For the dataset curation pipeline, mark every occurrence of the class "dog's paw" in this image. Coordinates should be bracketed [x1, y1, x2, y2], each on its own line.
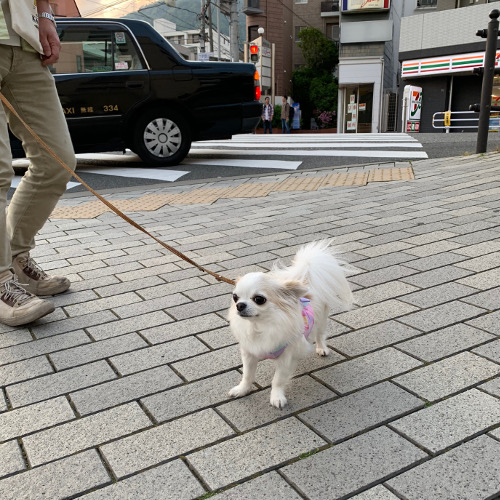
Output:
[228, 383, 252, 398]
[316, 346, 330, 357]
[270, 390, 288, 409]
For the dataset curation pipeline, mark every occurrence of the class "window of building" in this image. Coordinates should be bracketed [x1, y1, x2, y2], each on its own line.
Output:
[246, 0, 261, 9]
[295, 26, 306, 42]
[52, 27, 144, 74]
[187, 34, 200, 44]
[248, 25, 260, 42]
[295, 0, 308, 4]
[326, 23, 340, 41]
[417, 0, 437, 6]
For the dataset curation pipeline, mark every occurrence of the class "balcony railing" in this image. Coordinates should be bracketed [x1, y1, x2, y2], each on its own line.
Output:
[243, 0, 264, 15]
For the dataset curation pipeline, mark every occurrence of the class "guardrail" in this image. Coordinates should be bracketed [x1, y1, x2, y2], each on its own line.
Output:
[432, 110, 500, 131]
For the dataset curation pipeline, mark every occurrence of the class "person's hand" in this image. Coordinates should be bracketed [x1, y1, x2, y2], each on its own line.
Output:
[39, 17, 60, 66]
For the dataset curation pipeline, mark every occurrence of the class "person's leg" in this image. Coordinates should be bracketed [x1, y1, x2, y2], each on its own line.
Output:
[4, 48, 76, 257]
[0, 46, 56, 325]
[0, 47, 15, 275]
[282, 118, 286, 133]
[3, 47, 75, 295]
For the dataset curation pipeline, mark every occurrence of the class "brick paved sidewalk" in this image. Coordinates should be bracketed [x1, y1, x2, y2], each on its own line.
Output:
[1, 152, 500, 499]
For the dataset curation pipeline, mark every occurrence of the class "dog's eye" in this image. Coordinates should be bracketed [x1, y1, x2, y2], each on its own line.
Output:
[253, 295, 267, 305]
[232, 294, 239, 303]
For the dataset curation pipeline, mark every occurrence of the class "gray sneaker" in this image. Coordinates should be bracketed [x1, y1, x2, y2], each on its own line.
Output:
[0, 271, 55, 326]
[12, 252, 70, 296]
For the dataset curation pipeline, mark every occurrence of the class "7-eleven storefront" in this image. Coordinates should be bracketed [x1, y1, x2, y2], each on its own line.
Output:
[400, 50, 500, 133]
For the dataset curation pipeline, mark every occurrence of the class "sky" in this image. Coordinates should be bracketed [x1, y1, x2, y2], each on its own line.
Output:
[76, 0, 165, 17]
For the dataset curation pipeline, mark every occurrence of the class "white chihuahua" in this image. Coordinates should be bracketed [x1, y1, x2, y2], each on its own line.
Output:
[227, 240, 354, 408]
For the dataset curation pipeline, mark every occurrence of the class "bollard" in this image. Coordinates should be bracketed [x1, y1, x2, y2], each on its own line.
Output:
[476, 9, 499, 154]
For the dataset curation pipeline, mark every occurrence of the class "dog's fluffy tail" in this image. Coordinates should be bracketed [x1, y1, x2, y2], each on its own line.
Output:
[287, 239, 355, 311]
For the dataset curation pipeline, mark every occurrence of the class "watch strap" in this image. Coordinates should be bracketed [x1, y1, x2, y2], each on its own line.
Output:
[39, 12, 57, 27]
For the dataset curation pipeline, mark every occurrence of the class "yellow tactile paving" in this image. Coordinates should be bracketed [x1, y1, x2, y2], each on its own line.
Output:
[274, 176, 325, 192]
[223, 182, 281, 198]
[320, 171, 369, 187]
[368, 167, 415, 182]
[49, 167, 415, 219]
[169, 188, 233, 205]
[50, 201, 110, 219]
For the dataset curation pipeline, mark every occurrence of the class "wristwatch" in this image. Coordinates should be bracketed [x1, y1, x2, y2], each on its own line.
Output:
[39, 12, 57, 27]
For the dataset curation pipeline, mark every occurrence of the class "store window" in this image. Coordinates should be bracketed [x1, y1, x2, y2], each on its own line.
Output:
[344, 84, 373, 133]
[492, 75, 500, 107]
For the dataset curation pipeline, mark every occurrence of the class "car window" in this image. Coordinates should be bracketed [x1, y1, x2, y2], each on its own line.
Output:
[52, 26, 144, 74]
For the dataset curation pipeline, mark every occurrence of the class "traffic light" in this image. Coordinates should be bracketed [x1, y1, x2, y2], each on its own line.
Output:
[249, 44, 259, 63]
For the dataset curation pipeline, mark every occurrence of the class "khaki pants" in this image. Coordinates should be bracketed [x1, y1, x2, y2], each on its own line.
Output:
[0, 45, 76, 274]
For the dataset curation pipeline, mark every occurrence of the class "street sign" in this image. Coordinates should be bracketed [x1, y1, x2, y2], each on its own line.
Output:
[198, 52, 211, 61]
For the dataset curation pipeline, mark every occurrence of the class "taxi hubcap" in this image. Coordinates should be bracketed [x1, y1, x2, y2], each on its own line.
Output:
[144, 118, 182, 157]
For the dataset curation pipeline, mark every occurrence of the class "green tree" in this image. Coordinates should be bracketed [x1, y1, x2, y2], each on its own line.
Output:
[292, 27, 338, 129]
[297, 27, 338, 72]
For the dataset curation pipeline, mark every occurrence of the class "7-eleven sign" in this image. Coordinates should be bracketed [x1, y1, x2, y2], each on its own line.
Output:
[403, 85, 423, 133]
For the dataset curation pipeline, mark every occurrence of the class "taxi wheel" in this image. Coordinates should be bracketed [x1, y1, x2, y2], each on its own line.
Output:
[132, 109, 191, 167]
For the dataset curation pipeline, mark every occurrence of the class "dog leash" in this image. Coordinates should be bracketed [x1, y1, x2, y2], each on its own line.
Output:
[0, 92, 236, 286]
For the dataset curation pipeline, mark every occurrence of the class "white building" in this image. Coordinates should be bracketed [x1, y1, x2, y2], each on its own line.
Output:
[154, 18, 232, 61]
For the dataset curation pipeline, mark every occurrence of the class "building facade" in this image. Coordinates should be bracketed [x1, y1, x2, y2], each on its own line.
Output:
[243, 0, 413, 132]
[244, 0, 294, 97]
[337, 1, 415, 134]
[399, 1, 500, 133]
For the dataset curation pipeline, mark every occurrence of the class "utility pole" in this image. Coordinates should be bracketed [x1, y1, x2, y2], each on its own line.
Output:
[208, 1, 214, 54]
[217, 0, 221, 60]
[199, 0, 206, 53]
[229, 0, 239, 62]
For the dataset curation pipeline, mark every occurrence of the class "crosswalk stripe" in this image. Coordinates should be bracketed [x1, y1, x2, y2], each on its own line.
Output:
[78, 167, 189, 182]
[182, 159, 302, 169]
[189, 149, 429, 159]
[194, 133, 420, 144]
[191, 142, 423, 149]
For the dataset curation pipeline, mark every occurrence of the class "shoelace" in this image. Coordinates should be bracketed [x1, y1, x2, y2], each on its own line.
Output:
[1, 277, 33, 306]
[21, 257, 48, 280]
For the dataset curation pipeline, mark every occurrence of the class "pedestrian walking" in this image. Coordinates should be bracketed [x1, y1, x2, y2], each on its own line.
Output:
[281, 95, 290, 134]
[0, 0, 76, 326]
[262, 96, 273, 134]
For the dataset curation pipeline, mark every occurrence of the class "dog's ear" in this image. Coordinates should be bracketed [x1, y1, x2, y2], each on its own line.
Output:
[282, 280, 309, 300]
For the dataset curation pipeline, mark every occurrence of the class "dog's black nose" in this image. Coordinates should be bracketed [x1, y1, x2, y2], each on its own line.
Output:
[236, 302, 246, 312]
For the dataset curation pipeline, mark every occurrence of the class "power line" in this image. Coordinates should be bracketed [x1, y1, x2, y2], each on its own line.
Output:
[277, 0, 316, 29]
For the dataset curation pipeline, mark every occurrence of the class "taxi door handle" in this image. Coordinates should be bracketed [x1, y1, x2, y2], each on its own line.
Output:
[125, 81, 144, 89]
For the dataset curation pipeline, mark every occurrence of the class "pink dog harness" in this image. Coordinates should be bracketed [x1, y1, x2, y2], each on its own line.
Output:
[261, 298, 314, 359]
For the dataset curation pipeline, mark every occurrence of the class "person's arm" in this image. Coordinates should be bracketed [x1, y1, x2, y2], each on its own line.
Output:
[37, 0, 60, 66]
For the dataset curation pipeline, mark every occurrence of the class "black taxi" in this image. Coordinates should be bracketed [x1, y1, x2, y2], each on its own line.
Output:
[11, 18, 262, 166]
